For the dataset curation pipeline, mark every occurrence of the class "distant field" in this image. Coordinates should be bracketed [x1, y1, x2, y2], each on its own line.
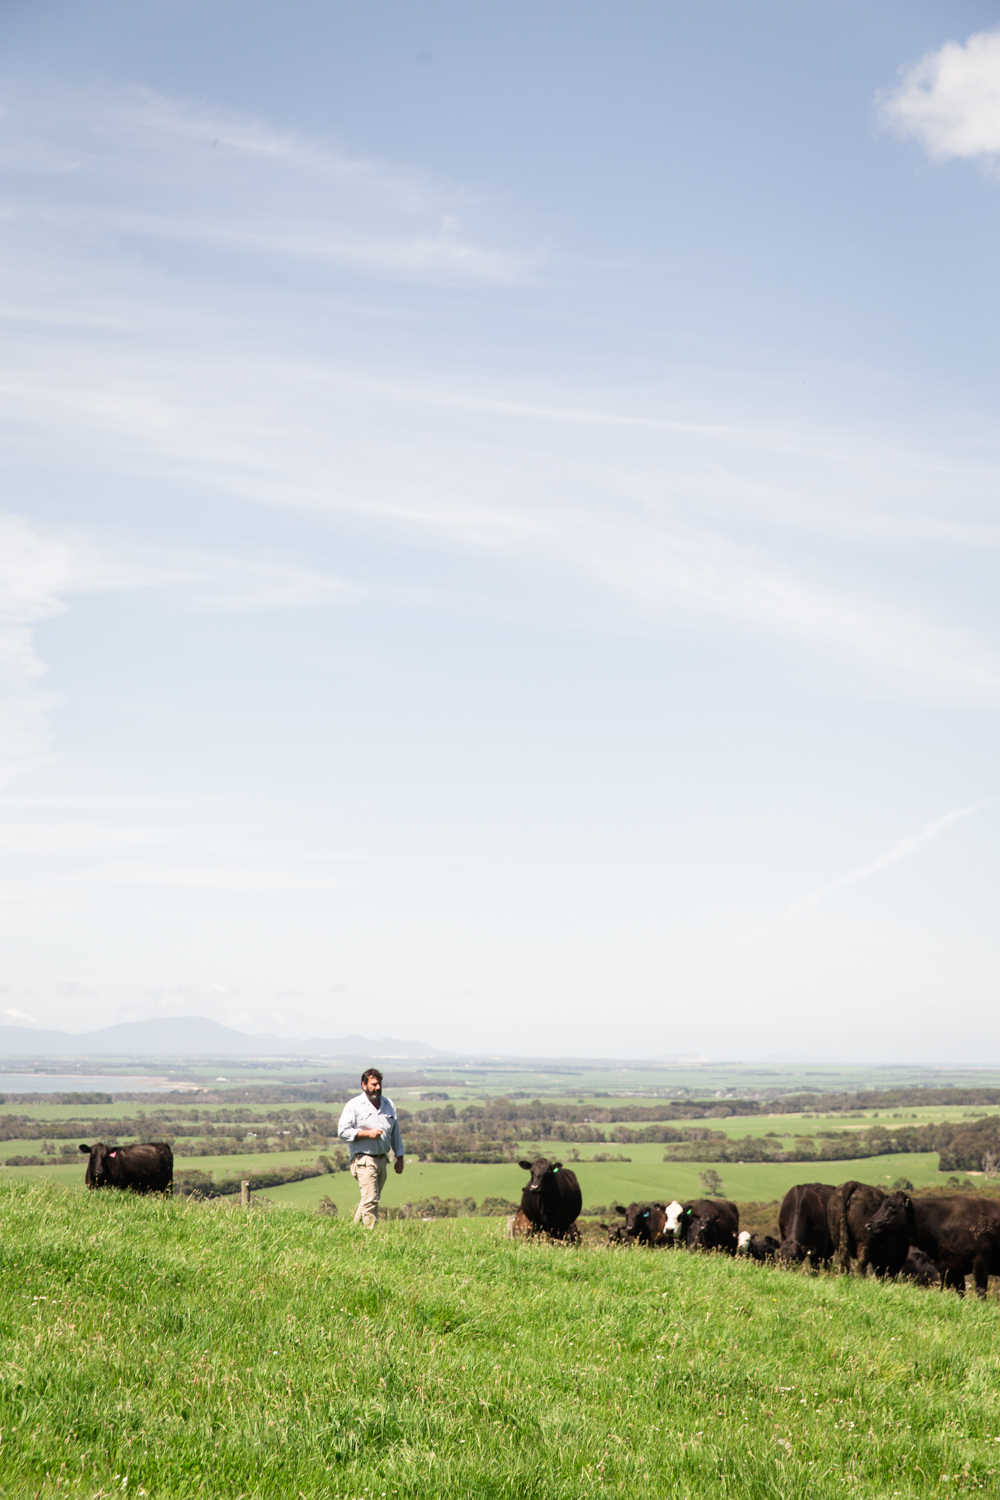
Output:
[4, 1148, 957, 1213]
[3, 1072, 997, 1226]
[412, 1061, 1000, 1094]
[8, 1057, 1000, 1101]
[652, 1105, 997, 1140]
[2, 1097, 994, 1133]
[261, 1151, 951, 1215]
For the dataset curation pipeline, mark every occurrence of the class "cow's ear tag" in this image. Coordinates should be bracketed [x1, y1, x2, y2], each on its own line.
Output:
[110, 1150, 117, 1157]
[553, 1166, 559, 1173]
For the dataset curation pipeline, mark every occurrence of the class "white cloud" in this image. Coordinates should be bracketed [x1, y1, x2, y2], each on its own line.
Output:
[3, 1006, 41, 1025]
[55, 980, 97, 996]
[880, 27, 1000, 161]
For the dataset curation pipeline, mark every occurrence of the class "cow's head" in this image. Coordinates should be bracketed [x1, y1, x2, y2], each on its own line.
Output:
[518, 1158, 561, 1195]
[865, 1191, 913, 1238]
[663, 1199, 688, 1237]
[613, 1202, 647, 1237]
[79, 1141, 114, 1188]
[685, 1203, 722, 1250]
[777, 1236, 807, 1264]
[737, 1230, 752, 1254]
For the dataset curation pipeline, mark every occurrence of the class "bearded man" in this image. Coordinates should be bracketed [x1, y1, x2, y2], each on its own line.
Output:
[337, 1068, 405, 1227]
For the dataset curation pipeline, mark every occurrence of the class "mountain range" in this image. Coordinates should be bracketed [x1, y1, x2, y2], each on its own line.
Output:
[0, 1017, 445, 1060]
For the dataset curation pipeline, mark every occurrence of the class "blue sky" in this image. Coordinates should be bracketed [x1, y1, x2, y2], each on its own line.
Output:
[1, 2, 999, 1060]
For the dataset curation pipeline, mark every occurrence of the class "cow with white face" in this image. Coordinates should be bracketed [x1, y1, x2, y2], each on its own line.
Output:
[662, 1198, 739, 1254]
[664, 1200, 686, 1241]
[737, 1230, 780, 1261]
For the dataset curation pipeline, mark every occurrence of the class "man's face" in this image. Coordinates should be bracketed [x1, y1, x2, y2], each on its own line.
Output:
[362, 1075, 382, 1105]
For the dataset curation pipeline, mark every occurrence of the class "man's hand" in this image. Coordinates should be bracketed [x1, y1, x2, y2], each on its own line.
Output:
[356, 1127, 383, 1140]
[394, 1156, 405, 1175]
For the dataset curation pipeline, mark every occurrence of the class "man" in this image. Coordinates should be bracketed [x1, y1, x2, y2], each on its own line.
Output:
[337, 1067, 405, 1227]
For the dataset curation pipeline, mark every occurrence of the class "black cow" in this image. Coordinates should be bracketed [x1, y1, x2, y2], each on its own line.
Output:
[79, 1141, 173, 1193]
[517, 1157, 582, 1241]
[827, 1181, 908, 1278]
[865, 1192, 1000, 1299]
[737, 1232, 780, 1262]
[600, 1220, 630, 1246]
[612, 1201, 670, 1247]
[777, 1183, 835, 1267]
[899, 1247, 941, 1287]
[664, 1198, 738, 1253]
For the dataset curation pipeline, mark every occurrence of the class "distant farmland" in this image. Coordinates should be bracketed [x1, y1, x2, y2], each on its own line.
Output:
[2, 1074, 997, 1213]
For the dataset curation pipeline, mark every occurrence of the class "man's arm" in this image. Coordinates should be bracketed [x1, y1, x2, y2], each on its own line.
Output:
[337, 1099, 383, 1143]
[337, 1100, 373, 1142]
[390, 1110, 405, 1173]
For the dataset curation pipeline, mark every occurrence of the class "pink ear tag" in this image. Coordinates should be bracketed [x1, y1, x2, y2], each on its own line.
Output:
[110, 1151, 117, 1157]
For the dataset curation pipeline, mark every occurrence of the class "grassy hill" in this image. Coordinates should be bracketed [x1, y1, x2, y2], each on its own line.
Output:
[2, 1180, 999, 1498]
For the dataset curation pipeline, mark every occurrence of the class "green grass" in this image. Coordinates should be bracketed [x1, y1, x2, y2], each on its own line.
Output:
[263, 1151, 951, 1215]
[2, 1180, 999, 1498]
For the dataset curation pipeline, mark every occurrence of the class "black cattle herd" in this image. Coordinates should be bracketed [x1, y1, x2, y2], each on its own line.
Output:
[510, 1156, 1000, 1299]
[77, 1141, 1000, 1298]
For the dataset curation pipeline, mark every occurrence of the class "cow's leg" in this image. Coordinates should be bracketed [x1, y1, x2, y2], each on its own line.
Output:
[971, 1256, 990, 1300]
[943, 1267, 966, 1296]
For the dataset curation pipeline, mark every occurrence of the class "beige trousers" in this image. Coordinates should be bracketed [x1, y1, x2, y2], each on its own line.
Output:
[350, 1153, 387, 1227]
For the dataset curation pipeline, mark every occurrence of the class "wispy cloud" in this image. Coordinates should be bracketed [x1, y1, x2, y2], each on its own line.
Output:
[0, 87, 535, 285]
[2, 85, 1000, 713]
[747, 799, 993, 942]
[3, 1006, 41, 1025]
[879, 26, 1000, 162]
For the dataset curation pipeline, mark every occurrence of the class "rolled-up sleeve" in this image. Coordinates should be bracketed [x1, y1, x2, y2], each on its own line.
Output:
[337, 1101, 359, 1143]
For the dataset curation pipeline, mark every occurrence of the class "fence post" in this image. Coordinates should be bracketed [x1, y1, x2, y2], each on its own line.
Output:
[241, 1180, 250, 1210]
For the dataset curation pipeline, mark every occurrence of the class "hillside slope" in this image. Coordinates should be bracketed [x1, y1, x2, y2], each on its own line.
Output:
[2, 1181, 999, 1497]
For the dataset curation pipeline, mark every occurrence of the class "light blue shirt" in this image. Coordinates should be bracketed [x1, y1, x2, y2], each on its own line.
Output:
[337, 1091, 404, 1160]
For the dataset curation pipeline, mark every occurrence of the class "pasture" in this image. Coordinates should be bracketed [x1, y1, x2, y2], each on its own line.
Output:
[0, 1148, 957, 1214]
[2, 1180, 999, 1498]
[259, 1150, 949, 1215]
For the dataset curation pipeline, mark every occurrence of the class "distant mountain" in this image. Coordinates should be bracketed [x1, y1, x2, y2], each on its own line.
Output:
[0, 1017, 445, 1060]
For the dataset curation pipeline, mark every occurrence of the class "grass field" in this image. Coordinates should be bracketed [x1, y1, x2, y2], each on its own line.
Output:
[2, 1179, 999, 1499]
